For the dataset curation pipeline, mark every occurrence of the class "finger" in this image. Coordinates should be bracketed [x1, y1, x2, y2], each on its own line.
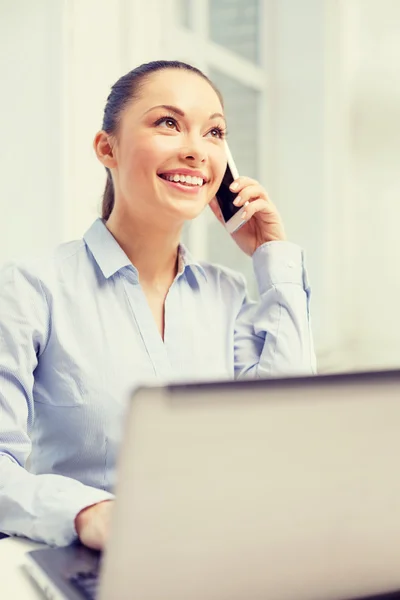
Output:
[229, 176, 259, 194]
[209, 197, 225, 225]
[240, 198, 273, 221]
[233, 185, 268, 207]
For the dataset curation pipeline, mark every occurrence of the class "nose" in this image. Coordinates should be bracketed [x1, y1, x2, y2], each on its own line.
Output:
[178, 137, 207, 164]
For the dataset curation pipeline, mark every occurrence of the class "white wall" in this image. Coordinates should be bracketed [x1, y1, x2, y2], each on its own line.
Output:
[267, 0, 400, 372]
[331, 0, 400, 371]
[0, 0, 165, 263]
[0, 0, 64, 262]
[61, 0, 166, 242]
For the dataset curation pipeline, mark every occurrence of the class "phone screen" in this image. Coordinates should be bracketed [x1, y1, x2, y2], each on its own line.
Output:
[215, 163, 241, 223]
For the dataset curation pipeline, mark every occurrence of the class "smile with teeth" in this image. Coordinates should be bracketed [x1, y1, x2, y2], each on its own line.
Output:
[159, 173, 205, 187]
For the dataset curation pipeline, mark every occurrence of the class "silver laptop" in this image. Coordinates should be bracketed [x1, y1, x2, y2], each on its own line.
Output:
[25, 371, 400, 600]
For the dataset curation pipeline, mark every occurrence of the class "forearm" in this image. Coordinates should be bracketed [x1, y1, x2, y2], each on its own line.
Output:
[0, 454, 114, 546]
[236, 284, 315, 378]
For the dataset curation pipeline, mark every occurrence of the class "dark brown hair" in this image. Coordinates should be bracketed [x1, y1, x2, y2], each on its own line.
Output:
[100, 60, 223, 221]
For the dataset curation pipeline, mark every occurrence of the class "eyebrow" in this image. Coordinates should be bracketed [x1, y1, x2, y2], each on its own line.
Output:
[145, 104, 226, 122]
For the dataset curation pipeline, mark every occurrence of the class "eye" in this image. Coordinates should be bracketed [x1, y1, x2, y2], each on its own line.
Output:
[155, 116, 178, 130]
[206, 126, 226, 139]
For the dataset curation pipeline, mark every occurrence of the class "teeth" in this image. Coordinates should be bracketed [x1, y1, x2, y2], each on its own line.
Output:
[163, 174, 204, 186]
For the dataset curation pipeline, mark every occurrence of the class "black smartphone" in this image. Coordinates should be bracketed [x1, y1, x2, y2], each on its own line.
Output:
[215, 142, 247, 233]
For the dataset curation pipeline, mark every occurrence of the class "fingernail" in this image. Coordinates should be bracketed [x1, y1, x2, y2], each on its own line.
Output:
[233, 196, 241, 206]
[241, 211, 247, 220]
[230, 182, 239, 191]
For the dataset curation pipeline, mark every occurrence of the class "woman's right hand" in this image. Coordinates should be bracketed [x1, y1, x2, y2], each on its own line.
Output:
[75, 499, 114, 550]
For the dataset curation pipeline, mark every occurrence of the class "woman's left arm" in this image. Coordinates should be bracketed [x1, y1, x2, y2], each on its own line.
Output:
[210, 176, 316, 378]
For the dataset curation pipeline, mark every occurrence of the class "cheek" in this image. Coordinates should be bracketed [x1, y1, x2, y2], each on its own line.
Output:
[122, 136, 179, 177]
[147, 135, 183, 164]
[209, 147, 227, 193]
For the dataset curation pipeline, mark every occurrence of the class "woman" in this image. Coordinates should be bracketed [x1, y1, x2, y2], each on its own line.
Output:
[0, 60, 315, 550]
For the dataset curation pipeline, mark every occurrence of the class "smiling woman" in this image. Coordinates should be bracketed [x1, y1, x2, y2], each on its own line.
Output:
[0, 59, 315, 550]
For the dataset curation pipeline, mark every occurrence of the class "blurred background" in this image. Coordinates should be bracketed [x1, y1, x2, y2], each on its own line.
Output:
[1, 0, 400, 373]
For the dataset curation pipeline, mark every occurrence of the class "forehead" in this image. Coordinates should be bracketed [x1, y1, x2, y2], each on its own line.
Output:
[133, 69, 224, 115]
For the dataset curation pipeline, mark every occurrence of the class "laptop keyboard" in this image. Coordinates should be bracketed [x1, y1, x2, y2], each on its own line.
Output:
[69, 569, 99, 600]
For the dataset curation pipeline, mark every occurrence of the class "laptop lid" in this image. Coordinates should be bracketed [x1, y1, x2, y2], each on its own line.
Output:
[100, 370, 400, 600]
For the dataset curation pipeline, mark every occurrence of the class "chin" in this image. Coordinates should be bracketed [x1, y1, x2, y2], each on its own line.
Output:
[163, 195, 209, 222]
[177, 202, 209, 222]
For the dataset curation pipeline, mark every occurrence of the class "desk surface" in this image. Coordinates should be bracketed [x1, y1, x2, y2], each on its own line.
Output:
[0, 537, 46, 599]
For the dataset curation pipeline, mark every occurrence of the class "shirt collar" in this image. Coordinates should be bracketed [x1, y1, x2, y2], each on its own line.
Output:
[84, 218, 207, 282]
[178, 244, 207, 281]
[84, 219, 133, 279]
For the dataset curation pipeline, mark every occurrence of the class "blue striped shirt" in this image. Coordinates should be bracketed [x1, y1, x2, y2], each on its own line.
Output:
[0, 218, 315, 546]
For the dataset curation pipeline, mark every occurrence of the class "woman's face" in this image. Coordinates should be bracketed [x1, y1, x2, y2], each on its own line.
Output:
[107, 69, 227, 224]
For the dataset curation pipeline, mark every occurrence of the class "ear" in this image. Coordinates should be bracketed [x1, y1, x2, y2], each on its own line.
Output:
[93, 131, 117, 169]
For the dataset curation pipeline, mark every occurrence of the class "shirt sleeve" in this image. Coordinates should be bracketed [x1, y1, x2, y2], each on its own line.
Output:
[234, 241, 316, 378]
[0, 263, 113, 547]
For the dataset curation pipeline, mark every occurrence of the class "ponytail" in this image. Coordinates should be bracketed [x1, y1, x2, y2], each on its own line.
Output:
[102, 171, 114, 221]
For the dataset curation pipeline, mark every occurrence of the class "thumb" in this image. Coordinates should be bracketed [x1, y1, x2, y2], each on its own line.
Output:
[209, 197, 224, 225]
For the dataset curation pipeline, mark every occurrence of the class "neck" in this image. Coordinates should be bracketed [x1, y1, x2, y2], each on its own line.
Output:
[106, 210, 183, 287]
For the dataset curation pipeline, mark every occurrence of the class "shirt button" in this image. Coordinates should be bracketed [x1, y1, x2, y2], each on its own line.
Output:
[287, 260, 296, 268]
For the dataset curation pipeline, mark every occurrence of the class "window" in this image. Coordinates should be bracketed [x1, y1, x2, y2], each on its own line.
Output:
[209, 0, 260, 64]
[179, 0, 192, 28]
[209, 69, 260, 178]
